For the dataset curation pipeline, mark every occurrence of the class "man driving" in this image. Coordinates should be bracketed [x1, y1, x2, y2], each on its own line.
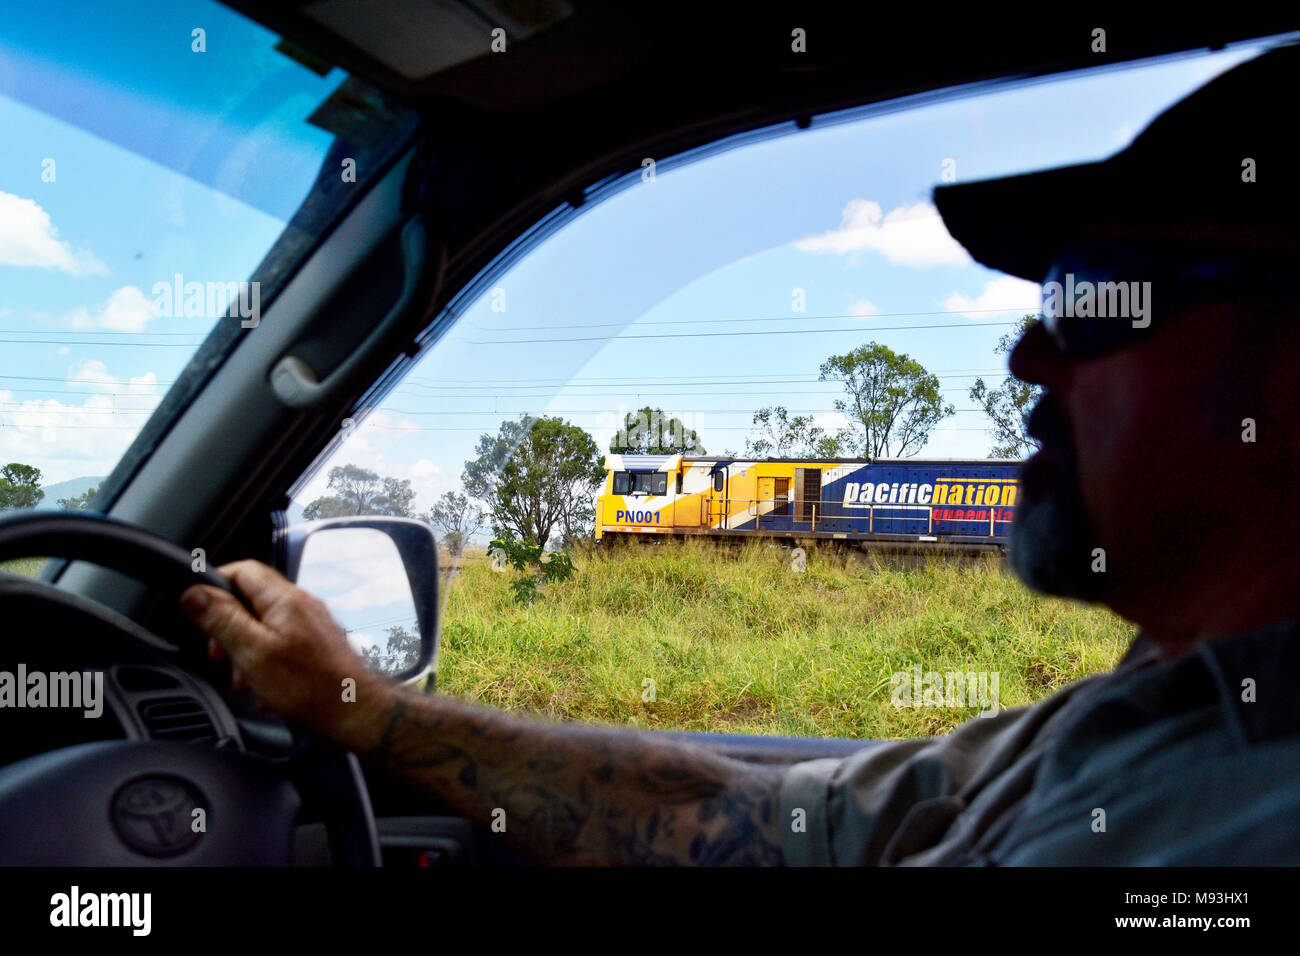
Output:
[179, 45, 1300, 865]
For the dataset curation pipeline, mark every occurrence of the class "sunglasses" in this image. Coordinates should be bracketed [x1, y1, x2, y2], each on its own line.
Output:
[1039, 243, 1292, 361]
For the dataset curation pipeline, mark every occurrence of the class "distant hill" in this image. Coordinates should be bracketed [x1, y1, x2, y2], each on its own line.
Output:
[31, 480, 312, 516]
[36, 476, 105, 509]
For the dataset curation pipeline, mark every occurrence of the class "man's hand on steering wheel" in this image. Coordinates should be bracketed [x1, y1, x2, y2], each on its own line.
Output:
[180, 561, 397, 752]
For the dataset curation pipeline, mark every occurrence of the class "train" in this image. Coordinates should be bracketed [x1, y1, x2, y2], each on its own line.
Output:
[594, 454, 1023, 550]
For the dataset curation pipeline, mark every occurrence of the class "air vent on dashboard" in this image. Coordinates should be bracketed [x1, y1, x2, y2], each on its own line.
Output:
[137, 696, 217, 743]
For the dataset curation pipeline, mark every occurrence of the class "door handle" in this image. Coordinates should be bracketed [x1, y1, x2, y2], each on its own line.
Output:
[270, 216, 431, 409]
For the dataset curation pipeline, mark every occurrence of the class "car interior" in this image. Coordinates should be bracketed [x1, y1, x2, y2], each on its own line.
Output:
[0, 3, 1297, 865]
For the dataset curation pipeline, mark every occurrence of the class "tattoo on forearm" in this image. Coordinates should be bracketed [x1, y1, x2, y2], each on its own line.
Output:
[366, 692, 785, 866]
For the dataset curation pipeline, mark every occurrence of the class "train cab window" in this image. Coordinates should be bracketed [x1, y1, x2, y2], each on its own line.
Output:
[713, 471, 725, 493]
[613, 472, 631, 494]
[632, 472, 667, 495]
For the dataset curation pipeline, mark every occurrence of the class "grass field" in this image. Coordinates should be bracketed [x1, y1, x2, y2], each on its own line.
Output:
[437, 538, 1132, 739]
[0, 557, 46, 578]
[1, 542, 1133, 741]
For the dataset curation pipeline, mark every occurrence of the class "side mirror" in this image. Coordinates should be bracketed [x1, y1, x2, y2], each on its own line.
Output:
[273, 516, 438, 688]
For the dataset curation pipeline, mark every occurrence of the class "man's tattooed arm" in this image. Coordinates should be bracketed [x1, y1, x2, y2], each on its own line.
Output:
[176, 561, 785, 865]
[342, 685, 787, 865]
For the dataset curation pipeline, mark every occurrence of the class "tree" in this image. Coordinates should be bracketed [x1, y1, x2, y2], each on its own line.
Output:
[556, 492, 594, 549]
[819, 343, 954, 458]
[302, 464, 416, 520]
[359, 624, 421, 675]
[57, 485, 98, 510]
[969, 314, 1041, 458]
[464, 414, 604, 551]
[424, 490, 485, 554]
[744, 406, 849, 458]
[610, 406, 705, 455]
[488, 534, 576, 605]
[0, 463, 44, 510]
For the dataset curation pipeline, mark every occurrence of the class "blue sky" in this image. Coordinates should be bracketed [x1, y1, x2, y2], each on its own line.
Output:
[0, 1, 1281, 513]
[0, 0, 340, 487]
[303, 41, 1269, 512]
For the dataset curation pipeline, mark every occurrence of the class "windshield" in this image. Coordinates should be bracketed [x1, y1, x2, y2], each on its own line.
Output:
[0, 0, 415, 513]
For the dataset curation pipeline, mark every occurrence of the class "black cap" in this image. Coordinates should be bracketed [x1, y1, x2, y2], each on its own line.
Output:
[933, 43, 1300, 282]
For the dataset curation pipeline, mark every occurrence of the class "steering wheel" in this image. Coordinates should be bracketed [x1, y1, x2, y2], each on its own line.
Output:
[0, 511, 381, 866]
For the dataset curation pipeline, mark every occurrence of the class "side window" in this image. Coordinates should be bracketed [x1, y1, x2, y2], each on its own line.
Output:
[285, 46, 1246, 737]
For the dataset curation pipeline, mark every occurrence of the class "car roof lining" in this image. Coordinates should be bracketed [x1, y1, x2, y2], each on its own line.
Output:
[225, 5, 1298, 109]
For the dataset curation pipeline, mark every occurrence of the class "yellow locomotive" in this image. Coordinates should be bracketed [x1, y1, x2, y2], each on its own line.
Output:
[595, 454, 1020, 549]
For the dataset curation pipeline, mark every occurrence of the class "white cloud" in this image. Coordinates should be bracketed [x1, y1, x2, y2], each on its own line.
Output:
[297, 527, 418, 615]
[848, 299, 880, 317]
[0, 191, 108, 276]
[406, 458, 451, 506]
[63, 286, 154, 333]
[293, 417, 459, 516]
[941, 274, 1040, 321]
[66, 359, 159, 393]
[812, 410, 853, 434]
[0, 362, 162, 484]
[796, 199, 971, 267]
[346, 632, 379, 653]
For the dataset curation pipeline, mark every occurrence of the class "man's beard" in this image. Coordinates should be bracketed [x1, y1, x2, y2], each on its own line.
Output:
[1008, 393, 1110, 602]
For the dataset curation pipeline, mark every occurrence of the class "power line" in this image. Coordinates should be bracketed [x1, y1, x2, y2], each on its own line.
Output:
[360, 423, 998, 433]
[376, 406, 990, 416]
[0, 339, 201, 347]
[0, 329, 206, 336]
[397, 372, 1002, 392]
[404, 367, 1006, 385]
[0, 420, 998, 433]
[470, 306, 1033, 332]
[0, 373, 174, 386]
[0, 422, 144, 431]
[0, 367, 1010, 391]
[457, 320, 1021, 346]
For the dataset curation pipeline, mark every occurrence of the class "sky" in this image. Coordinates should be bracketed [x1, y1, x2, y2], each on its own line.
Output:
[0, 1, 1283, 520]
[0, 0, 341, 488]
[295, 525, 420, 668]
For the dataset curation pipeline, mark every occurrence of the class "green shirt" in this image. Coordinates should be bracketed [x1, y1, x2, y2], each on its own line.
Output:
[779, 618, 1300, 864]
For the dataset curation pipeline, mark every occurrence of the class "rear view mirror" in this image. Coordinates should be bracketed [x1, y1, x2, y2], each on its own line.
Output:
[273, 517, 438, 687]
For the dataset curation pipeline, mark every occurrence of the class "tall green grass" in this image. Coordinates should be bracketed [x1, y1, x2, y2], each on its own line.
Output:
[437, 538, 1131, 739]
[0, 557, 46, 578]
